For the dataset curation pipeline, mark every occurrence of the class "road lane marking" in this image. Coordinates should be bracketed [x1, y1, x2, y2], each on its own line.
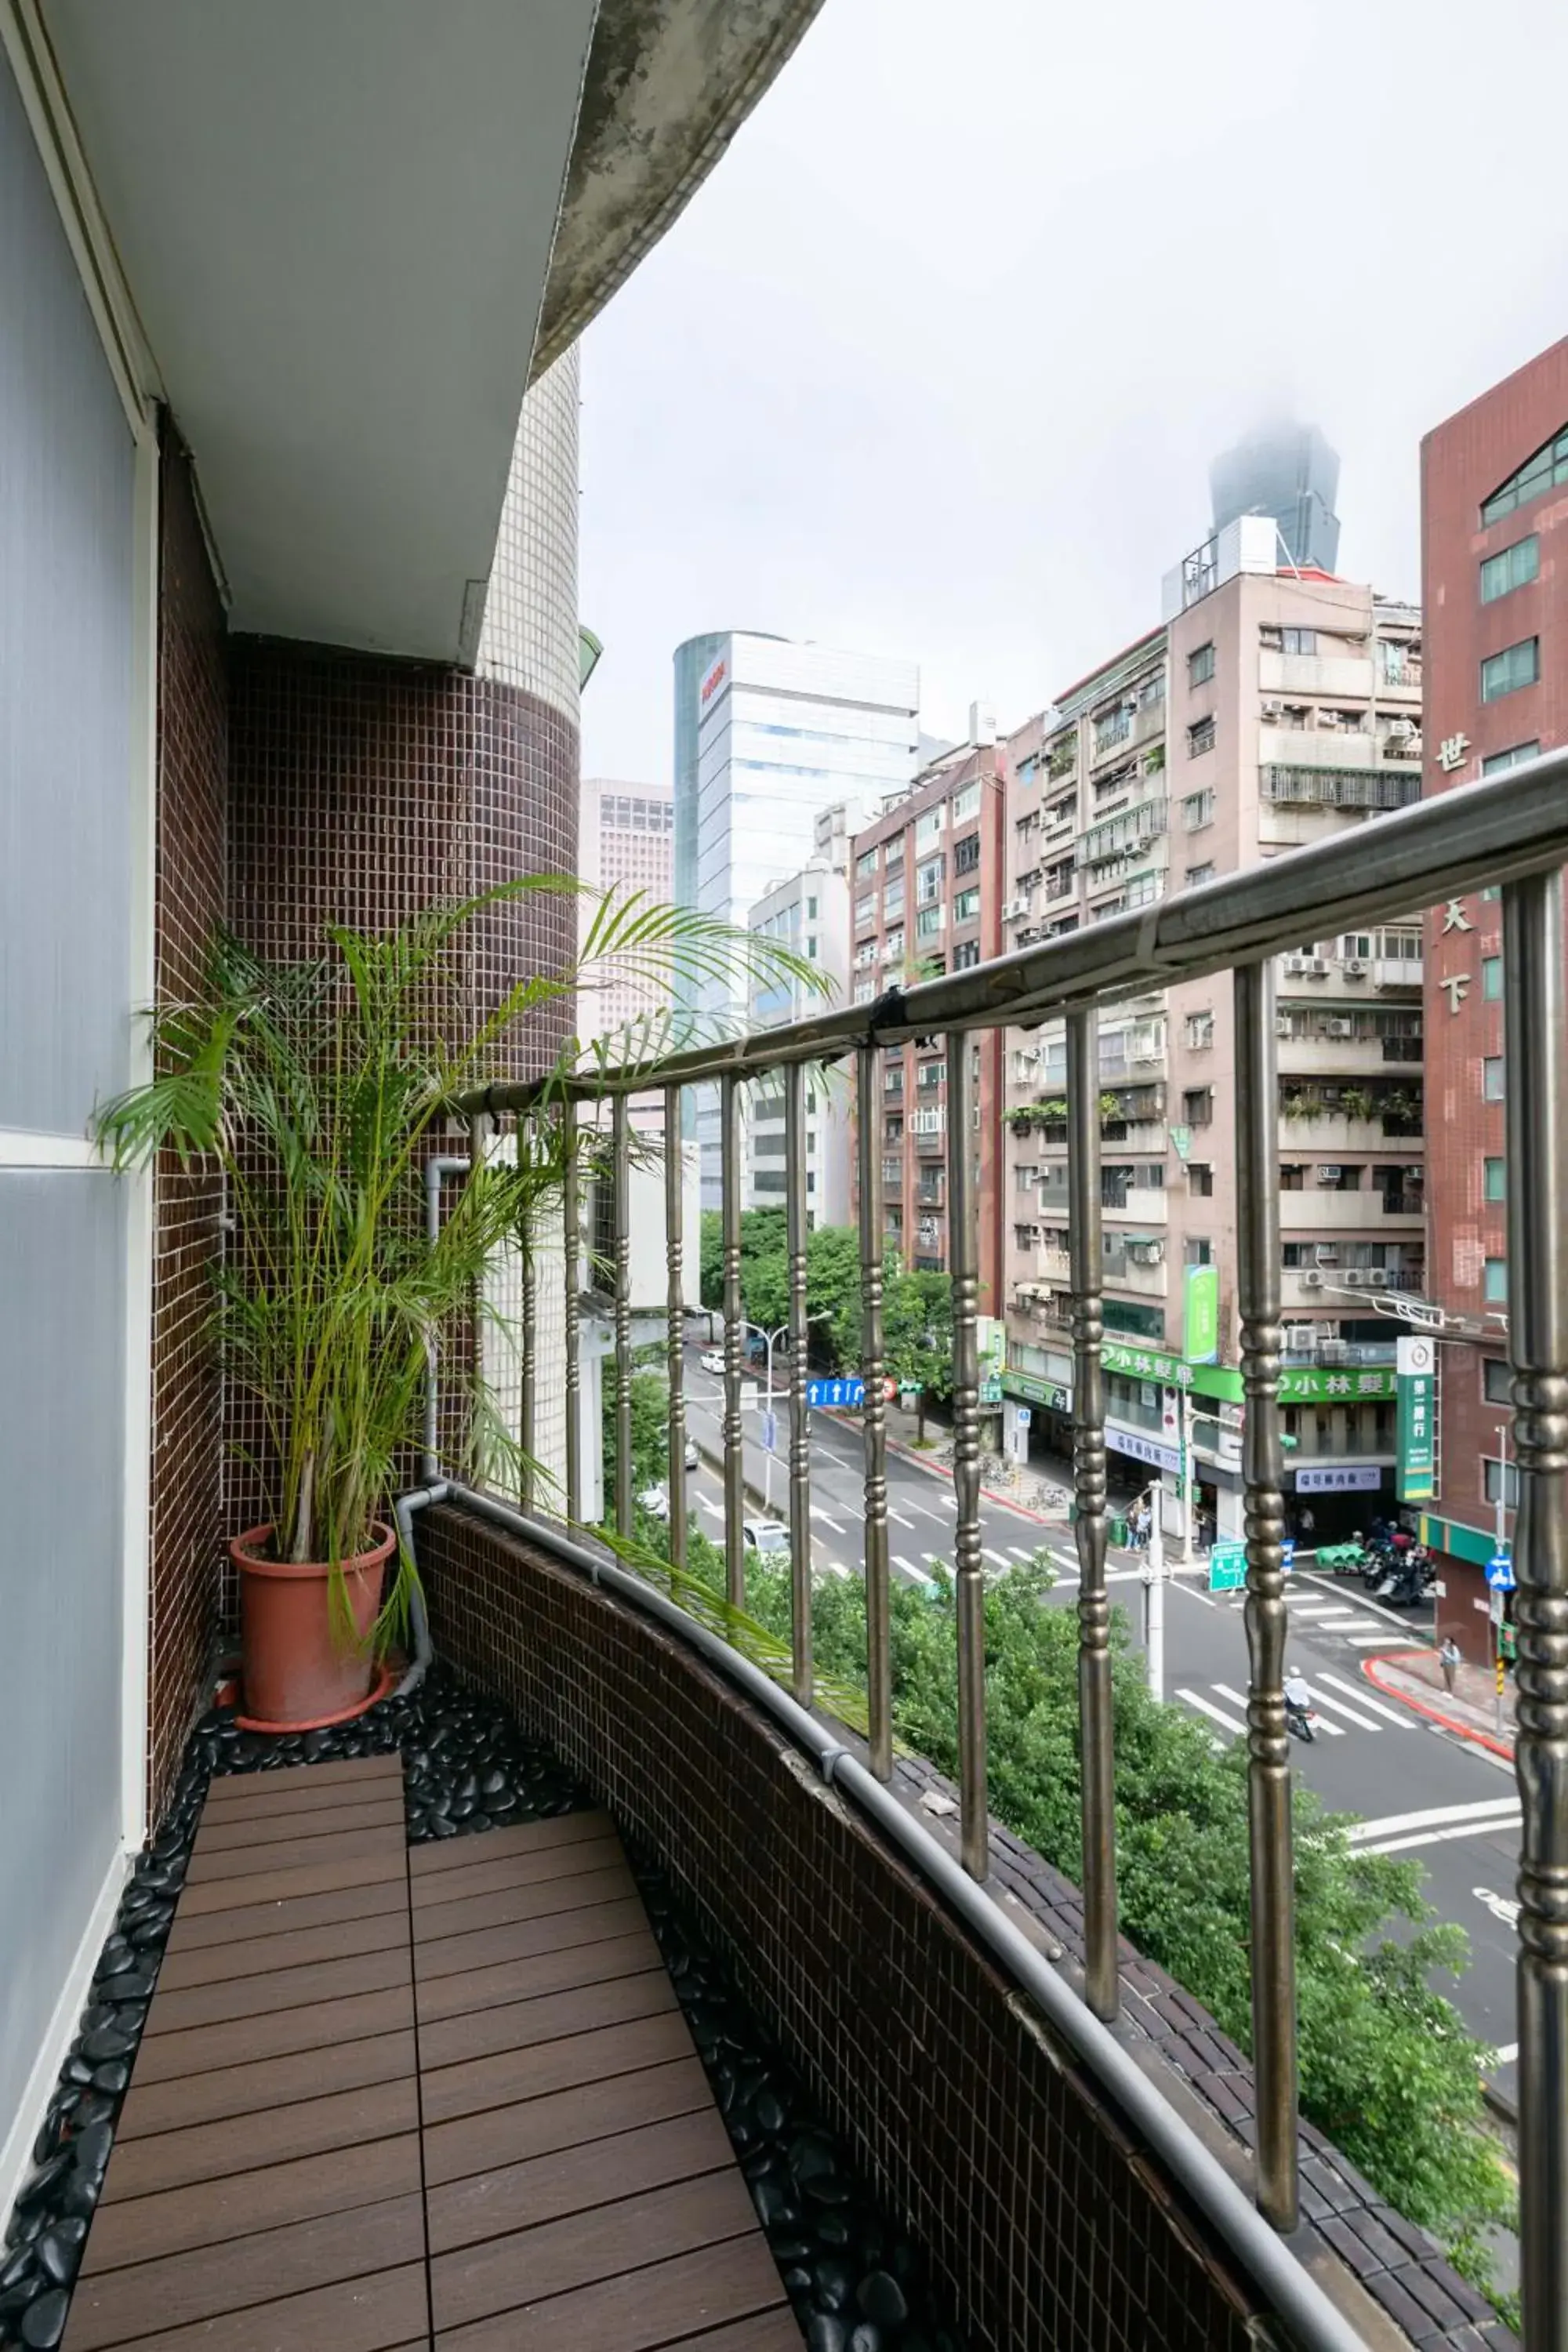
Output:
[1345, 1632, 1395, 1646]
[811, 1509, 844, 1533]
[888, 1509, 916, 1529]
[1307, 1689, 1383, 1733]
[983, 1548, 1011, 1570]
[1364, 1816, 1521, 1854]
[1008, 1545, 1033, 1560]
[696, 1494, 720, 1517]
[1179, 1688, 1247, 1738]
[1300, 1610, 1365, 1624]
[1491, 2040, 1519, 2063]
[906, 1501, 945, 1522]
[1345, 1796, 1521, 1845]
[893, 1554, 922, 1579]
[1318, 1672, 1416, 1728]
[1212, 1682, 1345, 1736]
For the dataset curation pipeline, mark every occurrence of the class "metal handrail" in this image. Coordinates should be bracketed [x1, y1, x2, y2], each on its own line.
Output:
[448, 745, 1568, 2349]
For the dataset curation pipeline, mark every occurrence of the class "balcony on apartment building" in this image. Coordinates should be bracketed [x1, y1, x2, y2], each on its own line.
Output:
[1278, 1186, 1426, 1230]
[1276, 1022, 1424, 1075]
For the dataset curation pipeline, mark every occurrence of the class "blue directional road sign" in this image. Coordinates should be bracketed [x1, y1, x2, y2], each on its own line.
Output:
[806, 1377, 865, 1409]
[1486, 1552, 1515, 1592]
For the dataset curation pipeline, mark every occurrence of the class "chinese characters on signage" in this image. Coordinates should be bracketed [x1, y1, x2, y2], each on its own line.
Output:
[1437, 737, 1470, 775]
[1396, 1334, 1436, 1502]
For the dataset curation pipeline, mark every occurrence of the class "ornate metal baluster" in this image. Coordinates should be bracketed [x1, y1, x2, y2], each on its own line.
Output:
[517, 1113, 536, 1511]
[1503, 868, 1568, 2352]
[1068, 1006, 1117, 2020]
[946, 1031, 988, 1879]
[612, 1093, 633, 1541]
[722, 1071, 746, 1607]
[665, 1083, 688, 1573]
[562, 1106, 581, 1524]
[857, 1046, 892, 1779]
[1234, 958, 1298, 2232]
[786, 1060, 812, 1707]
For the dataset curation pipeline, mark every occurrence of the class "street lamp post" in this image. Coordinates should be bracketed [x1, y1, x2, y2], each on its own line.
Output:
[739, 1316, 829, 1512]
[1142, 1478, 1166, 1700]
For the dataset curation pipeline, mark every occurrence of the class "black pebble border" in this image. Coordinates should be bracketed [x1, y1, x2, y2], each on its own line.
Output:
[0, 1663, 964, 2352]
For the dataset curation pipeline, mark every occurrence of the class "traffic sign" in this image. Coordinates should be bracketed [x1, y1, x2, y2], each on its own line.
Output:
[1208, 1543, 1248, 1593]
[1015, 1406, 1032, 1429]
[1281, 1538, 1296, 1575]
[806, 1377, 865, 1410]
[1486, 1552, 1515, 1592]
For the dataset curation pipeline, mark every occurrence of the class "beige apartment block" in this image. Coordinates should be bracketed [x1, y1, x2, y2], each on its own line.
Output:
[1001, 528, 1425, 1543]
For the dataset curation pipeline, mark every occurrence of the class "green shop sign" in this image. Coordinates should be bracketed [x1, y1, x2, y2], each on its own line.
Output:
[1006, 1351, 1396, 1411]
[1183, 1265, 1220, 1364]
[1395, 1334, 1436, 1503]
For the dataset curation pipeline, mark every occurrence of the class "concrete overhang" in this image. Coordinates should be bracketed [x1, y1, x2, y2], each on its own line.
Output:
[40, 0, 825, 663]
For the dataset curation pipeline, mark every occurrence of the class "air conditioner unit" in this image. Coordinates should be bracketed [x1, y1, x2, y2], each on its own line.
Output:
[1316, 1244, 1340, 1265]
[1274, 1014, 1293, 1037]
[1343, 957, 1368, 976]
[1300, 1270, 1324, 1288]
[1283, 953, 1312, 976]
[1341, 1271, 1371, 1289]
[1324, 1018, 1355, 1037]
[1308, 957, 1330, 978]
[1385, 717, 1417, 739]
[1317, 1164, 1343, 1183]
[1261, 699, 1284, 718]
[1366, 1269, 1392, 1288]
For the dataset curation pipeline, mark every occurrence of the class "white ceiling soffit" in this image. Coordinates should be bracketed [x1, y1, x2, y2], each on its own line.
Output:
[536, 0, 828, 380]
[42, 0, 601, 662]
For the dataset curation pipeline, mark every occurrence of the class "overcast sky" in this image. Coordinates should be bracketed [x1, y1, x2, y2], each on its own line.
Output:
[579, 0, 1568, 782]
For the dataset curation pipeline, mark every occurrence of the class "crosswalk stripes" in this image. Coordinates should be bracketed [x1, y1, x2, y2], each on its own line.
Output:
[1317, 1671, 1416, 1727]
[1178, 1687, 1246, 1737]
[1175, 1674, 1417, 1741]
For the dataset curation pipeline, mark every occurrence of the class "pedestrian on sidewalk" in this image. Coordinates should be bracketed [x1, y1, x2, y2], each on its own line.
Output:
[1439, 1635, 1461, 1696]
[1298, 1504, 1316, 1545]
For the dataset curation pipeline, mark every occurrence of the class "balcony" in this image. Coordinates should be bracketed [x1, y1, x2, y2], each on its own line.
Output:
[1279, 1189, 1425, 1231]
[1277, 1029, 1422, 1075]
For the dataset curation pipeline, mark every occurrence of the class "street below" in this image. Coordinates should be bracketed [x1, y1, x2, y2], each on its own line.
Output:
[678, 1342, 1520, 2100]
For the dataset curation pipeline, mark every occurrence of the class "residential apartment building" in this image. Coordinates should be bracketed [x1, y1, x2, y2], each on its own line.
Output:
[673, 632, 920, 1203]
[848, 717, 1007, 1307]
[745, 805, 855, 1227]
[578, 774, 674, 1034]
[1418, 336, 1568, 1656]
[1003, 517, 1426, 1541]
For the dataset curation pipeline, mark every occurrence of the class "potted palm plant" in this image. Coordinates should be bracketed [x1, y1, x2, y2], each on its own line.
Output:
[97, 880, 814, 1730]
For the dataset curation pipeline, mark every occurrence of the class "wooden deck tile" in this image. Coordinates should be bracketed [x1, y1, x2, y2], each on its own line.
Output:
[430, 2168, 759, 2332]
[435, 2235, 789, 2352]
[68, 1776, 799, 2352]
[63, 2195, 423, 2351]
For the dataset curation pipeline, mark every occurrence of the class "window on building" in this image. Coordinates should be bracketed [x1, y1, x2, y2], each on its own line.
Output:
[1279, 1163, 1305, 1190]
[1485, 1257, 1508, 1302]
[916, 904, 944, 939]
[1183, 1237, 1213, 1266]
[853, 978, 874, 1005]
[1261, 626, 1318, 655]
[952, 782, 982, 822]
[1480, 424, 1568, 525]
[1483, 956, 1502, 1000]
[1484, 1358, 1512, 1405]
[1181, 1087, 1214, 1127]
[953, 940, 982, 971]
[953, 832, 980, 876]
[806, 895, 818, 919]
[1485, 1156, 1506, 1201]
[953, 887, 981, 924]
[916, 855, 945, 905]
[1484, 1056, 1506, 1100]
[855, 892, 874, 929]
[1182, 789, 1214, 830]
[855, 848, 878, 878]
[1483, 741, 1540, 776]
[1184, 1011, 1214, 1050]
[1188, 642, 1216, 688]
[1484, 1457, 1521, 1508]
[1189, 1162, 1214, 1196]
[1186, 861, 1215, 888]
[808, 936, 818, 960]
[1187, 715, 1216, 757]
[1127, 871, 1161, 910]
[1480, 535, 1541, 603]
[916, 806, 946, 847]
[1480, 637, 1539, 702]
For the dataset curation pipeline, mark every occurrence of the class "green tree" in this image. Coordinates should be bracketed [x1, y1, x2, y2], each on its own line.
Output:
[725, 1555, 1515, 2307]
[805, 1225, 862, 1367]
[884, 1258, 953, 1440]
[699, 1211, 722, 1313]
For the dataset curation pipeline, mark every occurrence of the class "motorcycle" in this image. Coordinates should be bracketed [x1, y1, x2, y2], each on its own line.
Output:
[1285, 1700, 1318, 1743]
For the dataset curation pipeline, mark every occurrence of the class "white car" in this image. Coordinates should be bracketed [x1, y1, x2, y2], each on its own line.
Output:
[743, 1518, 789, 1558]
[684, 1437, 700, 1471]
[638, 1483, 670, 1520]
[699, 1350, 724, 1374]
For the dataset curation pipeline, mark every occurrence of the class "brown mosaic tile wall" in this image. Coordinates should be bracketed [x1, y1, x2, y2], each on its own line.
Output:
[221, 643, 579, 1578]
[417, 1505, 1263, 2352]
[146, 430, 229, 1824]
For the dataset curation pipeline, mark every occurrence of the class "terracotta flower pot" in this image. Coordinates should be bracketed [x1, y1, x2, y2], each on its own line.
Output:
[230, 1521, 396, 1731]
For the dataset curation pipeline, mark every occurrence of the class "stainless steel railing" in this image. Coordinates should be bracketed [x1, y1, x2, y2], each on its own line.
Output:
[459, 751, 1568, 2348]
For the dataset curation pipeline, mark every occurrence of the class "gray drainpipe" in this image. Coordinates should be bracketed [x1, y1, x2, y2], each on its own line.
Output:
[423, 1156, 471, 1479]
[400, 1478, 1373, 2352]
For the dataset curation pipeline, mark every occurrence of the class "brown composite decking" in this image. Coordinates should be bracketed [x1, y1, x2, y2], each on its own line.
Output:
[64, 1756, 800, 2352]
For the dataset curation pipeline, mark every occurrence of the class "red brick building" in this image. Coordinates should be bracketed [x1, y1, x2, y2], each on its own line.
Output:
[1419, 336, 1568, 1655]
[848, 724, 1008, 1313]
